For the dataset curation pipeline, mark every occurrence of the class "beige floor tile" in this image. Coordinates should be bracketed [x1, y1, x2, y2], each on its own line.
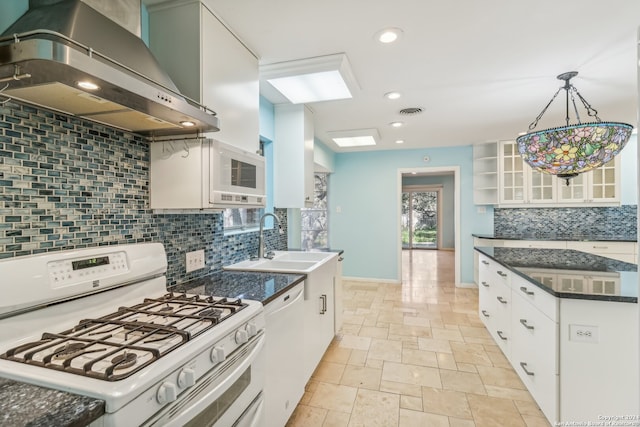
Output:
[432, 327, 465, 342]
[323, 410, 351, 427]
[401, 347, 438, 368]
[286, 404, 327, 427]
[467, 394, 526, 427]
[421, 386, 473, 419]
[338, 334, 371, 351]
[484, 385, 534, 402]
[456, 362, 478, 373]
[347, 389, 400, 427]
[339, 365, 382, 390]
[450, 342, 493, 366]
[357, 326, 389, 339]
[417, 337, 452, 353]
[389, 322, 433, 338]
[347, 349, 367, 366]
[379, 380, 423, 397]
[365, 358, 384, 369]
[403, 315, 431, 327]
[381, 361, 442, 388]
[323, 345, 353, 364]
[308, 383, 358, 413]
[514, 400, 546, 417]
[522, 415, 551, 427]
[449, 418, 477, 427]
[440, 370, 487, 394]
[476, 365, 526, 390]
[312, 361, 347, 384]
[367, 338, 403, 362]
[399, 408, 449, 427]
[399, 395, 422, 411]
[436, 352, 458, 370]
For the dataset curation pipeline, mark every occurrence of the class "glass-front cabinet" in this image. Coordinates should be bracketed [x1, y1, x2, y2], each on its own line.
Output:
[497, 140, 619, 206]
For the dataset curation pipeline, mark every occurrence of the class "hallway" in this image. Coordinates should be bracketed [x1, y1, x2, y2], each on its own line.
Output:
[286, 250, 549, 427]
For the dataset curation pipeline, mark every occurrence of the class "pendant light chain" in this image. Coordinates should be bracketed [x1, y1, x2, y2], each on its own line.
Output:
[527, 87, 562, 130]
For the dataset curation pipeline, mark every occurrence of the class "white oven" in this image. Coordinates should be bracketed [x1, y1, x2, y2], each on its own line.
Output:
[0, 243, 266, 427]
[209, 139, 266, 208]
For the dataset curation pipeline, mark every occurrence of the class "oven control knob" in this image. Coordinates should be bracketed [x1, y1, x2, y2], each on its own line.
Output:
[245, 322, 258, 337]
[210, 346, 226, 364]
[156, 382, 177, 405]
[177, 368, 196, 388]
[235, 329, 249, 345]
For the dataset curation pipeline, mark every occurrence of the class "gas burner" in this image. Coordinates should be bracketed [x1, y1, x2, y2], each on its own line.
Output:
[111, 351, 138, 370]
[53, 342, 87, 359]
[198, 308, 223, 318]
[156, 304, 174, 314]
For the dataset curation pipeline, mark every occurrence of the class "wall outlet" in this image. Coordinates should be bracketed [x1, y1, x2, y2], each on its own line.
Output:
[185, 249, 205, 273]
[569, 324, 599, 343]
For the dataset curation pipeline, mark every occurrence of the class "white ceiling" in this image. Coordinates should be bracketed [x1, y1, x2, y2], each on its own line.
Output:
[169, 0, 640, 152]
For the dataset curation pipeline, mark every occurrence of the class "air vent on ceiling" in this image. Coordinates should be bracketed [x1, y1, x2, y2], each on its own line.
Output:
[399, 107, 423, 115]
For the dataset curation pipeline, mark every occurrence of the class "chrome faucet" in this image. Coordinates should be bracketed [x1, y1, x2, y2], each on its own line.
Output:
[258, 213, 281, 259]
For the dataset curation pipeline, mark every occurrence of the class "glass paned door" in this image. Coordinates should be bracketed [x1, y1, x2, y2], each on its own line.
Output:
[402, 190, 438, 249]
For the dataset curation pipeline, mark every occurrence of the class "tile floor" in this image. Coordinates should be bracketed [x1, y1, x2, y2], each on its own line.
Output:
[286, 250, 550, 427]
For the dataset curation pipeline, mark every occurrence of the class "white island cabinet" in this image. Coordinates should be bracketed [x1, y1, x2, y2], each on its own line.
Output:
[476, 249, 638, 424]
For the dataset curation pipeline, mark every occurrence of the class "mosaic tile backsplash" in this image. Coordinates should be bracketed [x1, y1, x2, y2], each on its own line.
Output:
[494, 206, 637, 239]
[0, 101, 286, 286]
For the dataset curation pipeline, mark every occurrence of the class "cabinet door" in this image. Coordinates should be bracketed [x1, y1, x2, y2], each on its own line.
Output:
[499, 141, 526, 204]
[557, 173, 586, 202]
[529, 170, 556, 203]
[511, 292, 558, 423]
[588, 158, 618, 202]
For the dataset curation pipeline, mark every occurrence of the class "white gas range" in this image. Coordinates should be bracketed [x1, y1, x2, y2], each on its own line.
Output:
[0, 243, 266, 427]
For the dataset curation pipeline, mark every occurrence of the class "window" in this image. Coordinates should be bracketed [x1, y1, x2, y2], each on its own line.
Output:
[301, 173, 329, 249]
[223, 208, 263, 232]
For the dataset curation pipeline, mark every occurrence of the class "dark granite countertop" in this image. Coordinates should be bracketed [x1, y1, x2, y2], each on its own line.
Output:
[475, 246, 638, 303]
[170, 270, 306, 305]
[0, 378, 104, 427]
[473, 233, 637, 242]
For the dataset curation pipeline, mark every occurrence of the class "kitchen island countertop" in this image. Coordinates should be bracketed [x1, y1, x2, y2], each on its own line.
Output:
[0, 378, 104, 427]
[472, 233, 637, 242]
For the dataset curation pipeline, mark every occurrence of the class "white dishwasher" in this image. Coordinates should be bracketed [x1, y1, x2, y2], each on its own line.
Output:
[264, 281, 306, 427]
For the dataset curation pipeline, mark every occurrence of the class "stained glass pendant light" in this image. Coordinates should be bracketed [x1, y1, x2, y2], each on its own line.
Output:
[516, 71, 633, 185]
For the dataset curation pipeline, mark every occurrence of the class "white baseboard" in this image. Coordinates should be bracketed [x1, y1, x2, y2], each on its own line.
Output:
[342, 276, 402, 285]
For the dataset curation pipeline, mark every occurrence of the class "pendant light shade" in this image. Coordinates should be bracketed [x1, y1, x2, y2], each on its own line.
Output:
[516, 72, 633, 182]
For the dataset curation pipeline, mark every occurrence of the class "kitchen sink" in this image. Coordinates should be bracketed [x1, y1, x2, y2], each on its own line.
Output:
[224, 251, 337, 273]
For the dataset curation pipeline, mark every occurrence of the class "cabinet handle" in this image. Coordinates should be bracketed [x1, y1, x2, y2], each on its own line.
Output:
[481, 281, 490, 288]
[338, 256, 344, 261]
[320, 294, 327, 314]
[481, 260, 489, 265]
[497, 296, 507, 304]
[519, 286, 535, 296]
[497, 271, 508, 278]
[520, 362, 535, 376]
[481, 310, 490, 317]
[519, 319, 534, 330]
[497, 330, 507, 340]
[592, 245, 608, 250]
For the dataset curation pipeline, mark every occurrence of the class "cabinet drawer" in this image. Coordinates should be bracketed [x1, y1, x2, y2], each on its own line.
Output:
[566, 241, 635, 256]
[511, 292, 558, 422]
[511, 274, 558, 322]
[497, 240, 567, 250]
[490, 280, 512, 357]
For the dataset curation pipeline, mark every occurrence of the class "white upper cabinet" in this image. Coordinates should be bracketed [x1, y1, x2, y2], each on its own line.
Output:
[147, 1, 259, 153]
[273, 104, 315, 208]
[497, 140, 620, 207]
[473, 142, 499, 205]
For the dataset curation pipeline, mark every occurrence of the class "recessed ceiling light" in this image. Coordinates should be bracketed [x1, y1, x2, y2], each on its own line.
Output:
[395, 140, 404, 144]
[389, 121, 404, 128]
[328, 128, 380, 148]
[77, 81, 99, 90]
[384, 91, 401, 100]
[375, 27, 403, 44]
[180, 121, 196, 127]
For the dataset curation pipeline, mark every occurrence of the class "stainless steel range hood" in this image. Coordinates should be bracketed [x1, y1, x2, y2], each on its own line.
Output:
[0, 0, 220, 136]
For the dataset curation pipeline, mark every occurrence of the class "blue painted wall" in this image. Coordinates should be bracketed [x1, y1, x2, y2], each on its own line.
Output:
[330, 146, 487, 284]
[0, 0, 27, 34]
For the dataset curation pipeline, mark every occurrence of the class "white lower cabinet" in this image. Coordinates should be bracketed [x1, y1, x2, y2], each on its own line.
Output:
[477, 250, 639, 424]
[302, 256, 339, 381]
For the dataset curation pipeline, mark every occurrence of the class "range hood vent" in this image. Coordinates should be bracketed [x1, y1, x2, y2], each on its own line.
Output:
[0, 0, 220, 137]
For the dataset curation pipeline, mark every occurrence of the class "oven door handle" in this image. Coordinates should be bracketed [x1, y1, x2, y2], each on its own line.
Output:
[148, 332, 266, 427]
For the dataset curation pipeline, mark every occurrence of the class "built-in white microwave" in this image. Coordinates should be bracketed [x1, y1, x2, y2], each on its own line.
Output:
[209, 139, 266, 208]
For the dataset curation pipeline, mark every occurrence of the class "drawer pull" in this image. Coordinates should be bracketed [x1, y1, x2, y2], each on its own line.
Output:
[481, 310, 490, 317]
[481, 260, 489, 265]
[519, 286, 535, 296]
[592, 245, 608, 249]
[520, 362, 535, 376]
[497, 330, 507, 340]
[497, 296, 507, 304]
[497, 271, 508, 278]
[481, 281, 490, 288]
[519, 319, 534, 330]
